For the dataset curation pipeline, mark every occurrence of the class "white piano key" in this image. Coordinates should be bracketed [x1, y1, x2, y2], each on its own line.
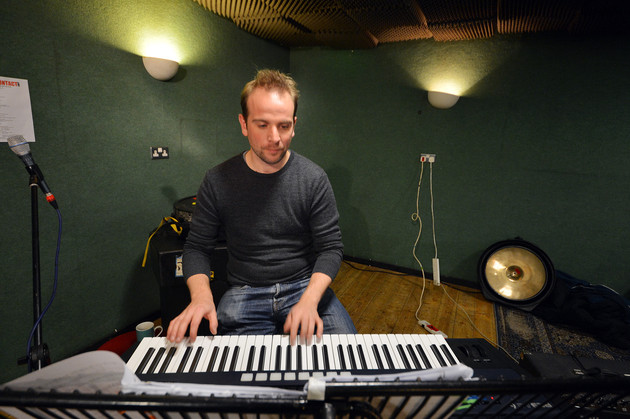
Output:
[197, 335, 219, 372]
[280, 335, 294, 371]
[144, 337, 172, 374]
[126, 337, 158, 373]
[436, 334, 460, 364]
[267, 335, 283, 371]
[380, 334, 404, 369]
[296, 336, 308, 371]
[337, 334, 356, 370]
[260, 334, 274, 371]
[412, 334, 440, 369]
[164, 337, 191, 373]
[224, 335, 242, 372]
[234, 335, 251, 372]
[322, 334, 338, 370]
[369, 334, 392, 370]
[398, 334, 424, 369]
[350, 334, 373, 369]
[346, 334, 365, 370]
[183, 336, 208, 373]
[238, 334, 258, 372]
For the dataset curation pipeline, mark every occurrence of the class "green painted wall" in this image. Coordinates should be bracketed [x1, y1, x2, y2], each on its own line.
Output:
[290, 35, 630, 298]
[2, 0, 629, 385]
[0, 0, 288, 383]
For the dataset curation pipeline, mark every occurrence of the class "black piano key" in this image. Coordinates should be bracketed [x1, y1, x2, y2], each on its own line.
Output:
[297, 345, 303, 371]
[207, 346, 220, 372]
[440, 343, 457, 365]
[258, 345, 266, 371]
[415, 344, 432, 369]
[188, 347, 204, 372]
[357, 344, 368, 370]
[346, 345, 357, 369]
[431, 344, 447, 367]
[218, 346, 231, 371]
[158, 347, 177, 373]
[246, 346, 256, 372]
[275, 345, 282, 370]
[176, 346, 193, 373]
[312, 345, 319, 371]
[323, 345, 330, 370]
[147, 347, 165, 374]
[229, 346, 240, 371]
[381, 344, 395, 369]
[136, 347, 155, 374]
[396, 344, 411, 370]
[285, 345, 292, 371]
[406, 344, 422, 370]
[372, 344, 384, 370]
[337, 344, 347, 370]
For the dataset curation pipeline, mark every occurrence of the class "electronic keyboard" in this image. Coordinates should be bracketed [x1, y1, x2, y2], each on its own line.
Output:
[126, 334, 462, 387]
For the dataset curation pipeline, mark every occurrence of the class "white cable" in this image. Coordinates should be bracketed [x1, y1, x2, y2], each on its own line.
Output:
[411, 162, 427, 320]
[412, 161, 516, 362]
[429, 162, 438, 259]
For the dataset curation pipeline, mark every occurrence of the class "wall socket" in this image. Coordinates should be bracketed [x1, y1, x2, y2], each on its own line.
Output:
[151, 146, 169, 159]
[420, 153, 436, 163]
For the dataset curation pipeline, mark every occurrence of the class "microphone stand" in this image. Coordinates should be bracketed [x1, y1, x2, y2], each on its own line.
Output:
[18, 173, 51, 371]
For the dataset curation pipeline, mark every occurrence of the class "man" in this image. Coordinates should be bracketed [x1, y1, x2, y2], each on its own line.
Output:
[167, 69, 356, 345]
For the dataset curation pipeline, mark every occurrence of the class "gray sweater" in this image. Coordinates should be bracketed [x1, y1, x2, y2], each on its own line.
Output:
[183, 151, 343, 287]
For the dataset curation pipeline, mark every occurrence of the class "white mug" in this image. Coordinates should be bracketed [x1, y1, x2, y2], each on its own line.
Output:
[136, 321, 163, 342]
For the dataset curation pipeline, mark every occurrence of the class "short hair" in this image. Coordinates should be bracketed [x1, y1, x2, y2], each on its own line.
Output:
[240, 69, 299, 120]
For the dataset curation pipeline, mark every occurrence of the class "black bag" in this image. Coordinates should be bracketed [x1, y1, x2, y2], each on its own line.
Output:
[533, 270, 630, 349]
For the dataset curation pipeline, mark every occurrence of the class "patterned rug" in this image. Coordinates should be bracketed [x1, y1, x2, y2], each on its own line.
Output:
[495, 303, 630, 363]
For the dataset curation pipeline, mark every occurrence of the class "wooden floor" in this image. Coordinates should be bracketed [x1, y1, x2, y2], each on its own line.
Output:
[332, 261, 497, 343]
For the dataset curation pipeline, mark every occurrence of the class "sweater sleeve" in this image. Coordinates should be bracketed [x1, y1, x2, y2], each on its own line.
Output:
[309, 171, 344, 280]
[182, 170, 221, 281]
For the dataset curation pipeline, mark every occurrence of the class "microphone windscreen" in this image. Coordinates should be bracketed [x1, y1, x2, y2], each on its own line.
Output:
[8, 135, 31, 156]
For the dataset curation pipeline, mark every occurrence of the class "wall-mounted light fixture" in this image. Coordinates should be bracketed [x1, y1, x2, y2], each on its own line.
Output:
[142, 56, 179, 81]
[428, 91, 460, 109]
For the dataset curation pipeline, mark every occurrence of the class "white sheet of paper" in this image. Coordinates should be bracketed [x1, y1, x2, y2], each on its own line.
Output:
[0, 76, 36, 142]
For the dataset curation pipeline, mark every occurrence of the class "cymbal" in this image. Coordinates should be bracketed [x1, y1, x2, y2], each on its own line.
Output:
[484, 247, 547, 301]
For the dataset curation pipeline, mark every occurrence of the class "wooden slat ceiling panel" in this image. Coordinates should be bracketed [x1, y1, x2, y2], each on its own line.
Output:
[192, 0, 630, 48]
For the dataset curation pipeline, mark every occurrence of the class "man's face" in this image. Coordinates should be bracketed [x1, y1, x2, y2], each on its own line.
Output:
[239, 87, 296, 173]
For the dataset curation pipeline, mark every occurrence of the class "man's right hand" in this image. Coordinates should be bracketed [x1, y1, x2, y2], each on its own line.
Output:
[166, 274, 218, 343]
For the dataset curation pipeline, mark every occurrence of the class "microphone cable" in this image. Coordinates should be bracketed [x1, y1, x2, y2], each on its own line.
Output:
[26, 206, 62, 373]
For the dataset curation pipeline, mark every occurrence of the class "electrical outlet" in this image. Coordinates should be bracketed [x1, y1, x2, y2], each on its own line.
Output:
[151, 146, 169, 159]
[420, 153, 436, 163]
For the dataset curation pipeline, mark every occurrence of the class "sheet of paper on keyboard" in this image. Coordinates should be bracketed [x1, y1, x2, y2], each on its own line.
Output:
[305, 363, 474, 400]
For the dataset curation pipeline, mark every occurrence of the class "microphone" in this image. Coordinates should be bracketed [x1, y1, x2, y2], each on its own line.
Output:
[8, 135, 58, 209]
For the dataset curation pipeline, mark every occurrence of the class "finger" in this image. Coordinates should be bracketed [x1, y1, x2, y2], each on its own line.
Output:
[188, 313, 202, 342]
[315, 317, 324, 338]
[167, 313, 187, 342]
[207, 311, 219, 335]
[285, 313, 299, 345]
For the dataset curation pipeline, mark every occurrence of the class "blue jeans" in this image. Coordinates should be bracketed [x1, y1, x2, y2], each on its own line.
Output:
[216, 275, 357, 335]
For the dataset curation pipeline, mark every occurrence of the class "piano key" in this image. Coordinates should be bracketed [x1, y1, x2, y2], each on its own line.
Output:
[424, 335, 447, 368]
[371, 334, 397, 369]
[158, 346, 178, 373]
[164, 337, 191, 373]
[355, 335, 377, 370]
[147, 347, 166, 374]
[126, 337, 157, 373]
[257, 337, 268, 371]
[234, 335, 252, 372]
[321, 335, 336, 370]
[205, 341, 222, 372]
[344, 334, 363, 370]
[429, 334, 458, 366]
[188, 346, 204, 372]
[385, 335, 409, 369]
